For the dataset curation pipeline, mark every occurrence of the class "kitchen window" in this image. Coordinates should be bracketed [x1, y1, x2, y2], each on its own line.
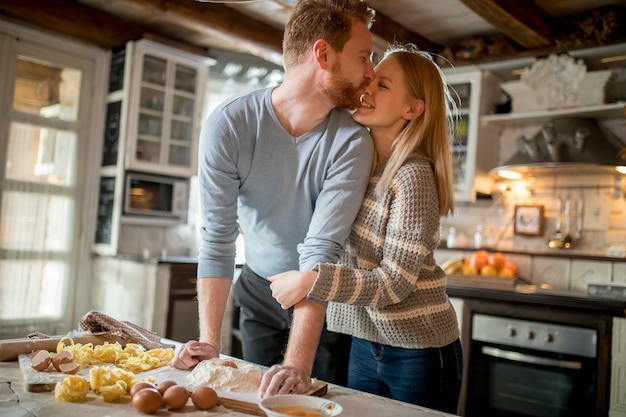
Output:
[0, 21, 108, 338]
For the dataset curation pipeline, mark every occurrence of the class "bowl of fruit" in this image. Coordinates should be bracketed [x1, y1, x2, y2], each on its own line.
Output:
[442, 251, 523, 287]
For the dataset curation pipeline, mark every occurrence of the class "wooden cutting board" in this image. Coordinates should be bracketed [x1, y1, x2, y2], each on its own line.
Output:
[18, 354, 327, 416]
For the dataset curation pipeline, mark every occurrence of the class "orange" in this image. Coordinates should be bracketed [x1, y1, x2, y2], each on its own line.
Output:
[481, 265, 499, 276]
[499, 267, 516, 277]
[462, 265, 478, 276]
[488, 252, 506, 270]
[469, 251, 488, 271]
[503, 261, 518, 275]
[474, 250, 489, 264]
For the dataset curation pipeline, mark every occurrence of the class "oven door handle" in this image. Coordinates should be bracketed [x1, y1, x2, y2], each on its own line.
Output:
[482, 346, 582, 370]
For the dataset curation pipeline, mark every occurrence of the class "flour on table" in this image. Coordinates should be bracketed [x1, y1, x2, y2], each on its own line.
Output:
[186, 358, 263, 392]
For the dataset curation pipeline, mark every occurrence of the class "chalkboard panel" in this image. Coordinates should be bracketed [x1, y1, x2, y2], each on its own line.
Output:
[108, 47, 126, 93]
[95, 176, 116, 245]
[102, 101, 121, 167]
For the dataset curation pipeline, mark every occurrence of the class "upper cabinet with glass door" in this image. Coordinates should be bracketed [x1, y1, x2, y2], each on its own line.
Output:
[445, 68, 502, 202]
[123, 40, 213, 177]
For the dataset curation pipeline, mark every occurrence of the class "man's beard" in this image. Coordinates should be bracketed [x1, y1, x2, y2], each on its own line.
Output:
[321, 61, 365, 110]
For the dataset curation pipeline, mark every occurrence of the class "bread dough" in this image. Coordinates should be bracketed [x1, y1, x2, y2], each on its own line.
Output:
[186, 358, 263, 392]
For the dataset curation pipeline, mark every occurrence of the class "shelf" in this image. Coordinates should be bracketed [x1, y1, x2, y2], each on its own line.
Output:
[481, 102, 625, 126]
[171, 114, 193, 123]
[142, 81, 166, 90]
[137, 134, 161, 143]
[139, 108, 163, 116]
[169, 139, 191, 147]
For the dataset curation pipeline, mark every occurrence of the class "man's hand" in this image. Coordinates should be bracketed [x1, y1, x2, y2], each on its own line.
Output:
[259, 300, 324, 398]
[171, 277, 230, 369]
[169, 341, 220, 370]
[259, 364, 312, 398]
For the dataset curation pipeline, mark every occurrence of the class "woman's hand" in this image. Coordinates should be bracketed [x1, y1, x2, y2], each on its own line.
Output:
[268, 270, 317, 309]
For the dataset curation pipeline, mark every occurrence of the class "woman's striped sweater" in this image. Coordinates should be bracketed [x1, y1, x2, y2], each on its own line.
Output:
[309, 155, 460, 349]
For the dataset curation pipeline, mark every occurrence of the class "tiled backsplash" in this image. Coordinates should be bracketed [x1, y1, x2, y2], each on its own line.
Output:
[117, 223, 196, 259]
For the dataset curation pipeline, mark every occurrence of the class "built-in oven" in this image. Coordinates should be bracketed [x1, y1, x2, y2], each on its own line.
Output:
[464, 313, 602, 417]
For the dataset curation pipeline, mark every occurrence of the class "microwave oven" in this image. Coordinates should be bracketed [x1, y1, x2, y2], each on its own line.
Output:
[123, 172, 189, 221]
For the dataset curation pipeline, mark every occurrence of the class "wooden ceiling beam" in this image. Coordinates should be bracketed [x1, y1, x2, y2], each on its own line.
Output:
[162, 0, 285, 64]
[459, 0, 553, 48]
[0, 0, 144, 49]
[370, 10, 441, 53]
[74, 0, 285, 64]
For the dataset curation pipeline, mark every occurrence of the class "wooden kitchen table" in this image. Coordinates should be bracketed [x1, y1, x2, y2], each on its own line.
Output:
[0, 360, 457, 417]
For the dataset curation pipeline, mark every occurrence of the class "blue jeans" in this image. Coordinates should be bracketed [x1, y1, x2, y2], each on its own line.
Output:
[348, 336, 463, 414]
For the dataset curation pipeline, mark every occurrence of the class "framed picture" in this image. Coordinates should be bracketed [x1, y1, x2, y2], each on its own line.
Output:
[514, 205, 545, 236]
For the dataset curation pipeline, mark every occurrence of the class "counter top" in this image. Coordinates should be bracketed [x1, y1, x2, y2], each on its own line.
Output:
[437, 245, 626, 263]
[0, 361, 456, 417]
[447, 281, 626, 317]
[157, 256, 626, 317]
[101, 255, 199, 264]
[158, 256, 200, 264]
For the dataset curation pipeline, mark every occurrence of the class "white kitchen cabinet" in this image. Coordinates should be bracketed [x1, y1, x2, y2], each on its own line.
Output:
[611, 318, 626, 417]
[94, 39, 213, 255]
[444, 68, 502, 202]
[91, 257, 170, 336]
[104, 39, 213, 177]
[126, 41, 211, 176]
[448, 297, 465, 334]
[610, 267, 626, 416]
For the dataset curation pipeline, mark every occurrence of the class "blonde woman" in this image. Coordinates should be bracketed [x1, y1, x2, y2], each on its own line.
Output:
[264, 44, 462, 413]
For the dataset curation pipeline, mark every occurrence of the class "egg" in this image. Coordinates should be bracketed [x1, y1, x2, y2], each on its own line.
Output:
[130, 381, 158, 398]
[191, 386, 218, 410]
[51, 350, 73, 371]
[157, 379, 177, 395]
[163, 385, 189, 410]
[58, 362, 81, 374]
[216, 359, 238, 369]
[29, 350, 52, 371]
[131, 387, 162, 414]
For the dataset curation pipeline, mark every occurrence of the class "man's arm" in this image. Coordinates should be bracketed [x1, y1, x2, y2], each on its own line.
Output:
[283, 300, 325, 374]
[259, 300, 325, 397]
[170, 277, 231, 369]
[197, 277, 232, 345]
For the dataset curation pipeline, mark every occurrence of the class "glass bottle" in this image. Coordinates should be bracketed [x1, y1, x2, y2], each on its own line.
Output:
[447, 227, 457, 248]
[474, 225, 483, 249]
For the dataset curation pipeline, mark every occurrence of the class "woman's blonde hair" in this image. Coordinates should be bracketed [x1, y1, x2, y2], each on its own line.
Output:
[374, 44, 457, 217]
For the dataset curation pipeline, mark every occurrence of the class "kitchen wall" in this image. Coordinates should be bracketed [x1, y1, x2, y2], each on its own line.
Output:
[119, 107, 626, 266]
[441, 114, 626, 260]
[108, 42, 626, 267]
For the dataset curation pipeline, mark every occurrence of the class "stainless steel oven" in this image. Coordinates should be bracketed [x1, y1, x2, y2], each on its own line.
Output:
[465, 314, 599, 417]
[123, 172, 189, 221]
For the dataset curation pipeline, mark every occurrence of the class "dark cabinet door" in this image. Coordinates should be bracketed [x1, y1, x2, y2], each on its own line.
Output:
[166, 263, 199, 342]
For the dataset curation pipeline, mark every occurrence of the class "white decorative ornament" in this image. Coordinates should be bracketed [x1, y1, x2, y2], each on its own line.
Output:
[501, 53, 613, 113]
[521, 54, 587, 109]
